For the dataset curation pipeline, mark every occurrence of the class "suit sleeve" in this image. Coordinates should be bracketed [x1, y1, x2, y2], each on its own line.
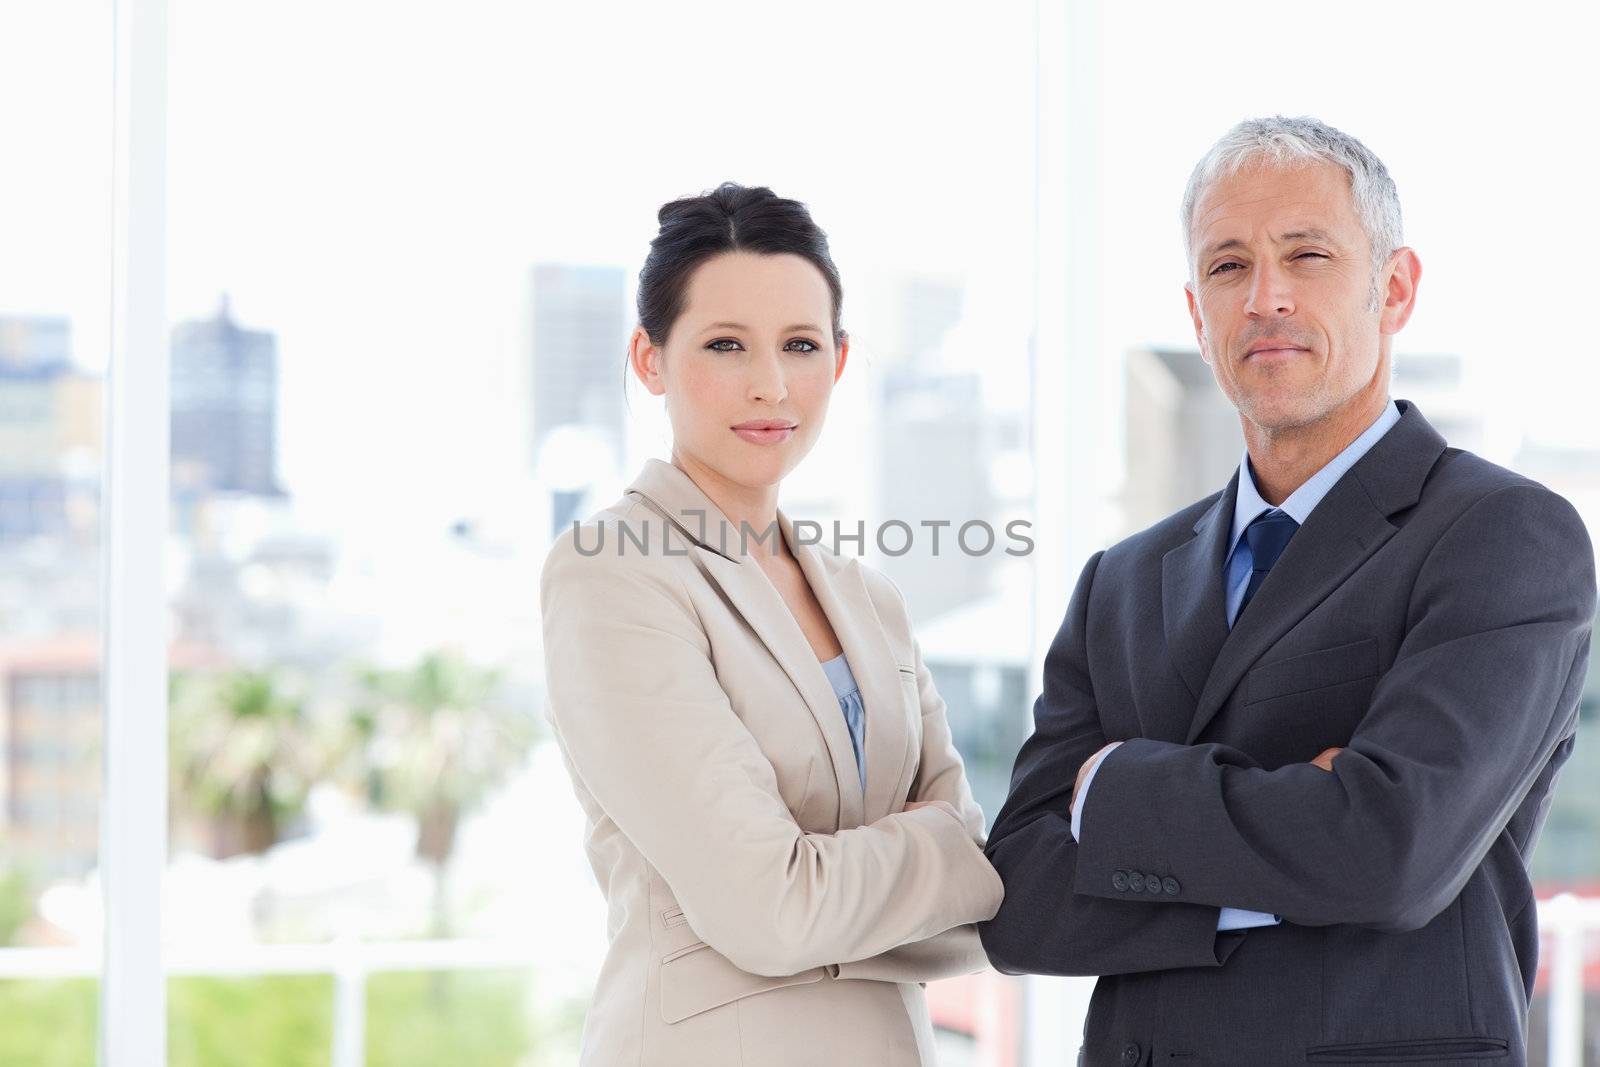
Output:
[1072, 484, 1597, 932]
[979, 551, 1251, 977]
[540, 527, 1004, 979]
[832, 633, 996, 983]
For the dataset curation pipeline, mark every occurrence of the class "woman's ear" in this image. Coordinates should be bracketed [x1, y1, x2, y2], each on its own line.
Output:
[628, 326, 667, 396]
[833, 334, 850, 384]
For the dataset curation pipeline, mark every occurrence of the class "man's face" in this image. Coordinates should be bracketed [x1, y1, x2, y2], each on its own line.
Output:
[1185, 160, 1395, 432]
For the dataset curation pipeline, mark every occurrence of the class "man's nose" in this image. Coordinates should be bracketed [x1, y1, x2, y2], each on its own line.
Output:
[748, 348, 788, 404]
[1244, 260, 1295, 318]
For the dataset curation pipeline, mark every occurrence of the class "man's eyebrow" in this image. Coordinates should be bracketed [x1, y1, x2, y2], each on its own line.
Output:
[1200, 228, 1341, 260]
[701, 321, 823, 333]
[1201, 237, 1248, 260]
[1278, 228, 1338, 245]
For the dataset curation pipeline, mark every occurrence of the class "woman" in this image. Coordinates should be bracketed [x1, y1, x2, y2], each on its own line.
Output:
[540, 182, 1003, 1066]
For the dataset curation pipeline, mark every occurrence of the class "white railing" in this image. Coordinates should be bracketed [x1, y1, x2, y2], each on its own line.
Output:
[0, 896, 1595, 1067]
[0, 936, 542, 1067]
[1542, 893, 1600, 1067]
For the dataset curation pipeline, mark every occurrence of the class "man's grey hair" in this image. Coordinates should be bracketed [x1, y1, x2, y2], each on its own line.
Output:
[1181, 115, 1403, 302]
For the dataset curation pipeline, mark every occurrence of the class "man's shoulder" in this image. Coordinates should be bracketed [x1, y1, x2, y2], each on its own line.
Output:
[1100, 490, 1227, 571]
[1417, 445, 1546, 504]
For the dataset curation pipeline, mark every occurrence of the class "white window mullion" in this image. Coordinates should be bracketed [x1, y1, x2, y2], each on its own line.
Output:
[102, 0, 169, 1064]
[1025, 0, 1102, 1063]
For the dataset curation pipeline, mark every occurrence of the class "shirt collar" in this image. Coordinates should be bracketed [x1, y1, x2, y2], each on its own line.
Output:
[1229, 398, 1402, 553]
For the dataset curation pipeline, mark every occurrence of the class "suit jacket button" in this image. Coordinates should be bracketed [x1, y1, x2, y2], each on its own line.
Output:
[1121, 1042, 1142, 1065]
[1127, 872, 1145, 892]
[1112, 870, 1129, 891]
[1162, 877, 1180, 895]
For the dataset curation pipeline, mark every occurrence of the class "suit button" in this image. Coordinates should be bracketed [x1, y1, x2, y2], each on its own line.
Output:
[1127, 871, 1145, 892]
[1112, 870, 1129, 891]
[1162, 877, 1180, 895]
[1121, 1042, 1142, 1066]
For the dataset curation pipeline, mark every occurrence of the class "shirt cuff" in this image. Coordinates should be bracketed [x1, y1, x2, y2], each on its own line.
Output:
[1069, 741, 1123, 842]
[1217, 907, 1282, 931]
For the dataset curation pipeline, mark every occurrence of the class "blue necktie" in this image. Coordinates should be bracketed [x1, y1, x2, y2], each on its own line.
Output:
[1238, 510, 1300, 619]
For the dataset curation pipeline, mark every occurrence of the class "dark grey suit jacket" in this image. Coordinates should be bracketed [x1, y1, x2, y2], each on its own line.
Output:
[979, 399, 1596, 1067]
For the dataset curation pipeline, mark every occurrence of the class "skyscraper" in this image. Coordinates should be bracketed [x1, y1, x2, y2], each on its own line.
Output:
[170, 297, 283, 498]
[0, 315, 99, 544]
[527, 264, 627, 534]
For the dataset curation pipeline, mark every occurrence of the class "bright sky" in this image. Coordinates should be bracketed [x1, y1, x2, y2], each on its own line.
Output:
[4, 0, 1598, 532]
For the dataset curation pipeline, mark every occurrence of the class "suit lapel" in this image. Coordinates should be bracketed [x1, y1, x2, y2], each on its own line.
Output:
[1183, 475, 1397, 742]
[622, 459, 866, 830]
[1174, 400, 1449, 744]
[687, 544, 866, 829]
[1161, 475, 1236, 719]
[788, 519, 910, 826]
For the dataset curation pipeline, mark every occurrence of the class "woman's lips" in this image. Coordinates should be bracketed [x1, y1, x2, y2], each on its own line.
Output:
[732, 425, 795, 445]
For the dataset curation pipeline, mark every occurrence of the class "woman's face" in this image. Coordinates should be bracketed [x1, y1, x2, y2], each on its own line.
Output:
[631, 251, 848, 493]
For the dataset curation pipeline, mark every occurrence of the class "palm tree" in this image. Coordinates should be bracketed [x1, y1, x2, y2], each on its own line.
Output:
[169, 667, 333, 859]
[348, 648, 537, 936]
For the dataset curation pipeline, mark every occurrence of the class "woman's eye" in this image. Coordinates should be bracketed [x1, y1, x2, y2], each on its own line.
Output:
[784, 338, 819, 353]
[707, 339, 742, 352]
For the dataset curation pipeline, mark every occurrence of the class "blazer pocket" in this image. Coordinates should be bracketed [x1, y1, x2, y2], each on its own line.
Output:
[1304, 1036, 1508, 1062]
[1244, 637, 1378, 706]
[658, 942, 826, 1024]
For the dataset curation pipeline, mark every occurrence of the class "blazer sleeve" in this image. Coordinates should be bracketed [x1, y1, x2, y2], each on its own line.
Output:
[979, 551, 1253, 977]
[831, 632, 996, 984]
[540, 527, 1004, 979]
[1071, 483, 1597, 933]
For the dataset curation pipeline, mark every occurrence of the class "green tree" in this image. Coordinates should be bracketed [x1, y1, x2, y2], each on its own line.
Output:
[0, 863, 33, 946]
[169, 667, 335, 859]
[349, 648, 537, 936]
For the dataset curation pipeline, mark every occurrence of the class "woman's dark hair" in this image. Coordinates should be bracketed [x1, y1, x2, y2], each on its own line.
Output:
[636, 182, 845, 348]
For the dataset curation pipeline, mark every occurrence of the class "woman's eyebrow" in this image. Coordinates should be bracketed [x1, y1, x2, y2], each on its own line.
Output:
[701, 321, 823, 333]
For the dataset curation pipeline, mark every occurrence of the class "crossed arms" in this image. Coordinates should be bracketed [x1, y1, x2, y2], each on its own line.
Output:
[979, 484, 1596, 976]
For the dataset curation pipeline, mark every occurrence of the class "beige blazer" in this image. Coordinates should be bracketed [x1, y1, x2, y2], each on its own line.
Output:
[540, 459, 1004, 1066]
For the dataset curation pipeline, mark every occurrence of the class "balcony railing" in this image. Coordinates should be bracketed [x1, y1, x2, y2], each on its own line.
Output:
[0, 894, 1596, 1067]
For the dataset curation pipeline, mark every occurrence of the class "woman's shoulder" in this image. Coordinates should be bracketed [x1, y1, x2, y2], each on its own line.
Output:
[541, 492, 699, 598]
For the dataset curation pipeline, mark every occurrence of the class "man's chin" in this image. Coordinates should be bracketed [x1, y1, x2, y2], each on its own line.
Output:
[1238, 394, 1329, 435]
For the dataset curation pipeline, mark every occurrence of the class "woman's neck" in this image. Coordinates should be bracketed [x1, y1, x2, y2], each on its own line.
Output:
[669, 449, 785, 561]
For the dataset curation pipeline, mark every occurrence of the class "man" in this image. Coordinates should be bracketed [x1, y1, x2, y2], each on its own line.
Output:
[979, 115, 1596, 1066]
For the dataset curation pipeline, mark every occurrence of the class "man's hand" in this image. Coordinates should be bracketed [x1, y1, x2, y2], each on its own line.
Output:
[1071, 742, 1122, 810]
[1310, 747, 1343, 772]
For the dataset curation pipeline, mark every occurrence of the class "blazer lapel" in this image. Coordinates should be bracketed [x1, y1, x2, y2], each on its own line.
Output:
[787, 517, 910, 826]
[623, 460, 865, 830]
[1161, 475, 1237, 724]
[1182, 399, 1448, 744]
[688, 546, 867, 829]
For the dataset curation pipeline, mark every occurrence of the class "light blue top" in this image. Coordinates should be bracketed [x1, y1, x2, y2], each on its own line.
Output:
[821, 653, 867, 794]
[1072, 399, 1401, 933]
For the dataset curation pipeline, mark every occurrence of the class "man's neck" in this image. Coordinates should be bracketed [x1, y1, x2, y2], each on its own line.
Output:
[1243, 390, 1390, 506]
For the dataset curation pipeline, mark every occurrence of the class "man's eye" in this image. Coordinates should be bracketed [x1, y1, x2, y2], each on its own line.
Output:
[1295, 252, 1329, 261]
[1210, 262, 1242, 276]
[707, 339, 742, 352]
[785, 338, 819, 353]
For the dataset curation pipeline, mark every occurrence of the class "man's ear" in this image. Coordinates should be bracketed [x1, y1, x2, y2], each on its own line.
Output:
[1185, 283, 1211, 365]
[1379, 248, 1421, 336]
[628, 326, 667, 397]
